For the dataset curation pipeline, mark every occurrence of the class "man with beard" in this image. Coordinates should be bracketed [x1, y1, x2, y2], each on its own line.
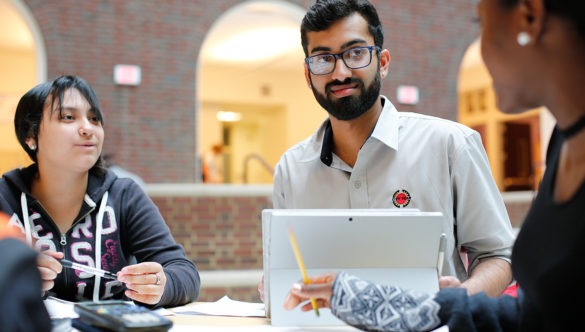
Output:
[265, 0, 515, 299]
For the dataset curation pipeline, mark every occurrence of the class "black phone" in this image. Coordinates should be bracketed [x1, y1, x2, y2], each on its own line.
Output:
[73, 300, 172, 332]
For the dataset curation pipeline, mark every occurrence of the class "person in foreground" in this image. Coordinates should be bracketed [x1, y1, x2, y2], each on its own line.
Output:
[284, 0, 585, 330]
[0, 212, 51, 331]
[0, 75, 200, 308]
[264, 0, 515, 301]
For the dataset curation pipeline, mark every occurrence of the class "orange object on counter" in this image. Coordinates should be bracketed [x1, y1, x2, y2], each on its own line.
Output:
[0, 212, 24, 240]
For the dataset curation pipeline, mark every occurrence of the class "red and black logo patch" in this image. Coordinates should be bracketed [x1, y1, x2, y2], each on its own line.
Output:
[392, 189, 411, 208]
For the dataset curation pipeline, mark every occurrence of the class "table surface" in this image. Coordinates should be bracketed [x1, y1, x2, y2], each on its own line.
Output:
[169, 315, 360, 331]
[46, 298, 444, 331]
[168, 301, 360, 331]
[169, 315, 448, 332]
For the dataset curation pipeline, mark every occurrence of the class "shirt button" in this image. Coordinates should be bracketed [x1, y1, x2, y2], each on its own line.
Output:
[354, 181, 362, 189]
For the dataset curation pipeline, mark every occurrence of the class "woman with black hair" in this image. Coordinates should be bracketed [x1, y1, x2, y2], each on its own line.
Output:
[0, 75, 200, 308]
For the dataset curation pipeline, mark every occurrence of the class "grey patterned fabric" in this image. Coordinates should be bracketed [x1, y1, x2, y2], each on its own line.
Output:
[331, 272, 441, 331]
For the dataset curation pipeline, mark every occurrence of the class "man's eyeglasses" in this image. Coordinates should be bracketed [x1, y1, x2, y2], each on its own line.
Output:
[305, 46, 381, 76]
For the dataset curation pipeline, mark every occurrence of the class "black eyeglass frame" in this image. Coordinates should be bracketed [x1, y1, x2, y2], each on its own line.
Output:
[305, 46, 382, 76]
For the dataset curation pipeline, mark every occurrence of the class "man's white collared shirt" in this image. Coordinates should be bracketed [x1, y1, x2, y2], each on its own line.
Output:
[273, 97, 515, 280]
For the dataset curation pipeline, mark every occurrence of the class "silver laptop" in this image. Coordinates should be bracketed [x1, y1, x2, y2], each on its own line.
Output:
[262, 209, 445, 327]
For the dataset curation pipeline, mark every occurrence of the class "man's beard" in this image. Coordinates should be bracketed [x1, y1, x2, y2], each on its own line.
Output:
[310, 71, 381, 121]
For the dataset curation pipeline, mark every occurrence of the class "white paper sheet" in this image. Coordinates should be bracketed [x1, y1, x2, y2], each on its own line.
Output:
[171, 295, 266, 317]
[44, 296, 78, 319]
[43, 296, 173, 318]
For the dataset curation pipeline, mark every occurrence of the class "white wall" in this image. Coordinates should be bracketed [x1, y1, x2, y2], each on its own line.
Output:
[198, 63, 324, 183]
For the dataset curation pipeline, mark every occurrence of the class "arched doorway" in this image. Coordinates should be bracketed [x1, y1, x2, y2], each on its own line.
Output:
[0, 0, 46, 174]
[457, 39, 555, 192]
[196, 0, 323, 184]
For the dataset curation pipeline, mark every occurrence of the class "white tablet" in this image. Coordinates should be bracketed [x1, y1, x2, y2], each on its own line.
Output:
[262, 208, 445, 327]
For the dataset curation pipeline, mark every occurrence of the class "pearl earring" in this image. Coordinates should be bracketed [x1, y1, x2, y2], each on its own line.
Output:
[30, 144, 36, 151]
[517, 32, 531, 46]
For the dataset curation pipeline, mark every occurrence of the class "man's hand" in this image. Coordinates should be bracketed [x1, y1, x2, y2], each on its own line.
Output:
[258, 275, 265, 302]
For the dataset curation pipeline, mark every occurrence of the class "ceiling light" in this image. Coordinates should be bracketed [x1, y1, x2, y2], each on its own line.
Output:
[217, 111, 242, 122]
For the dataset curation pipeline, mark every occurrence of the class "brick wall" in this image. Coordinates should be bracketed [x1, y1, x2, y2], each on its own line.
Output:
[153, 195, 271, 271]
[149, 186, 531, 302]
[149, 185, 272, 302]
[22, 0, 479, 183]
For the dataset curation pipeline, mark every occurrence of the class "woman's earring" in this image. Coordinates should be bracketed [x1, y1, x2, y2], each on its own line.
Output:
[517, 32, 531, 46]
[29, 144, 36, 151]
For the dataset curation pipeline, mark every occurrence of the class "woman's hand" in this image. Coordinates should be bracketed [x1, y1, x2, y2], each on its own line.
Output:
[117, 262, 166, 305]
[439, 276, 462, 289]
[37, 250, 64, 292]
[283, 273, 337, 312]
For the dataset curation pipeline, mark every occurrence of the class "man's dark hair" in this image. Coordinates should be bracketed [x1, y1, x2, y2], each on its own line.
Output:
[300, 0, 384, 56]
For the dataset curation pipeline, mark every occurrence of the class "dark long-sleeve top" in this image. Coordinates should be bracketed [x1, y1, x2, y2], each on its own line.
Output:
[0, 164, 200, 308]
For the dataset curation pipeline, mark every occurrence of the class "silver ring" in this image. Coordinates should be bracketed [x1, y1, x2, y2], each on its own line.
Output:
[155, 273, 161, 285]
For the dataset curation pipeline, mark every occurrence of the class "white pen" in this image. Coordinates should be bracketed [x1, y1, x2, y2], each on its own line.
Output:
[437, 233, 447, 275]
[61, 259, 118, 280]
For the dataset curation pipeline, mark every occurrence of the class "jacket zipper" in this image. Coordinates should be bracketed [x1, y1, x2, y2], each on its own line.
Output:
[59, 232, 68, 286]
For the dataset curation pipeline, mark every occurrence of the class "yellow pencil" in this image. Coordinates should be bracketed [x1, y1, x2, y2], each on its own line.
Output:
[288, 226, 320, 317]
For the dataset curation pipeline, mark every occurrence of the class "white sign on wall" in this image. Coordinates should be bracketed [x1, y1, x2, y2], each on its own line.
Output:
[396, 85, 420, 105]
[113, 64, 141, 86]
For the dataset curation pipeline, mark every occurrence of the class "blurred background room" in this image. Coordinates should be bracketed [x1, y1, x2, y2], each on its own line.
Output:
[0, 0, 553, 302]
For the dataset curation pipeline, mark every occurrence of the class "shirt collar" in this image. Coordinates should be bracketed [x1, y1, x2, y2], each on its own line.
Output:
[319, 96, 399, 166]
[371, 96, 399, 150]
[320, 119, 334, 166]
